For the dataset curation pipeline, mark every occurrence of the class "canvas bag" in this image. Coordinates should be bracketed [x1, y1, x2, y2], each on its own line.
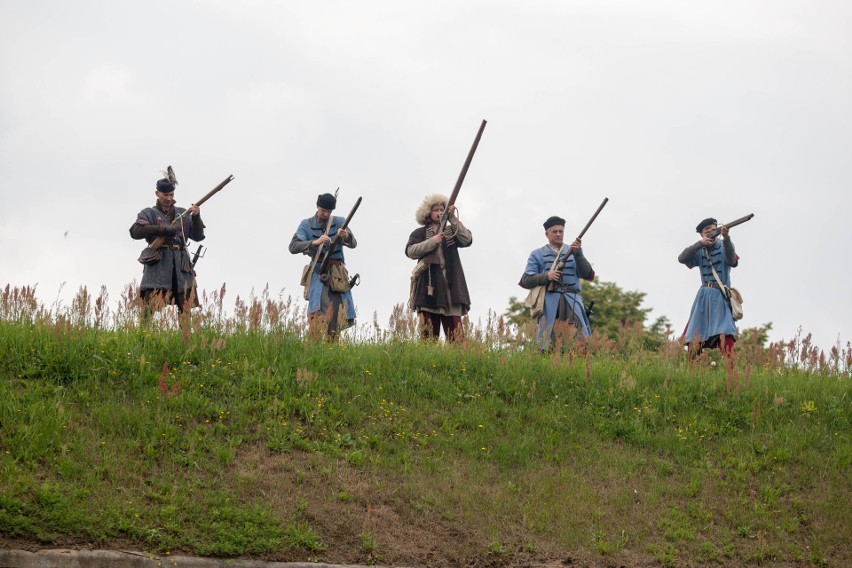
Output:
[706, 249, 743, 321]
[328, 263, 351, 293]
[728, 287, 744, 321]
[524, 244, 565, 319]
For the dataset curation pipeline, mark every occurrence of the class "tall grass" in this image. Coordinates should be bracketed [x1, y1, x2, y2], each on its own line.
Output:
[0, 283, 849, 567]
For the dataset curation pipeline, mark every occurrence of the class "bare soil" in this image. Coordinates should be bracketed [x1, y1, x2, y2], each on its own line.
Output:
[0, 448, 821, 568]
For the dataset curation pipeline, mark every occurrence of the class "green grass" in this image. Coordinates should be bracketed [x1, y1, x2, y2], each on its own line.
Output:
[0, 285, 850, 566]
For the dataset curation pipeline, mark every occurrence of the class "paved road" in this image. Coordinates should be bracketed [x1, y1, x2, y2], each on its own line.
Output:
[0, 549, 386, 568]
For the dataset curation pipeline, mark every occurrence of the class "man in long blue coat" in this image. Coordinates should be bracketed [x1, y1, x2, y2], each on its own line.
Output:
[519, 216, 595, 349]
[130, 170, 204, 314]
[289, 193, 357, 339]
[678, 217, 738, 355]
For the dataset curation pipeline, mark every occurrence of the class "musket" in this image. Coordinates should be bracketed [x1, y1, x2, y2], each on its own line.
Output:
[148, 175, 235, 251]
[318, 196, 363, 278]
[303, 188, 339, 299]
[547, 197, 609, 292]
[437, 119, 488, 235]
[707, 213, 754, 239]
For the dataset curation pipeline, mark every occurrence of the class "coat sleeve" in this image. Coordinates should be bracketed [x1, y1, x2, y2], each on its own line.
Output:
[678, 241, 702, 268]
[189, 214, 205, 241]
[341, 222, 357, 249]
[407, 237, 439, 259]
[722, 237, 738, 267]
[573, 249, 594, 280]
[289, 220, 314, 255]
[519, 250, 548, 289]
[449, 218, 473, 248]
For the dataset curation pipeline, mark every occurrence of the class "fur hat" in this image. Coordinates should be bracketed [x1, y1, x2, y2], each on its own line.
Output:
[415, 194, 449, 225]
[696, 217, 717, 233]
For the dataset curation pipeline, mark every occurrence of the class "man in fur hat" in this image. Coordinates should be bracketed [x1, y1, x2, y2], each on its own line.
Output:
[678, 217, 739, 355]
[129, 168, 205, 315]
[405, 194, 472, 341]
[519, 216, 594, 349]
[289, 192, 357, 339]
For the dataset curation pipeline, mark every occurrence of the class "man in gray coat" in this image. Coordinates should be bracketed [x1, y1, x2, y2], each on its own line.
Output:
[130, 170, 205, 314]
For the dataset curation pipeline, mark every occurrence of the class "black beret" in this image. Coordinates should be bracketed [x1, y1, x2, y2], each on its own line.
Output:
[156, 178, 175, 193]
[543, 216, 566, 230]
[317, 193, 336, 210]
[696, 217, 717, 233]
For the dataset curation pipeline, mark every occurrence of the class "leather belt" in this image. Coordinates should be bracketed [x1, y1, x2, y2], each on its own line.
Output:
[160, 244, 184, 251]
[552, 284, 580, 293]
[702, 281, 722, 289]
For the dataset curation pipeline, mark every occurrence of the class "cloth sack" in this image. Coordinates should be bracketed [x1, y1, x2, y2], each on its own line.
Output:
[300, 264, 312, 287]
[524, 244, 566, 319]
[728, 287, 744, 321]
[524, 286, 546, 319]
[328, 263, 351, 293]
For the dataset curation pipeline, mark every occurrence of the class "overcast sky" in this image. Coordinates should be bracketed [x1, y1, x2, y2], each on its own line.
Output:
[1, 1, 850, 350]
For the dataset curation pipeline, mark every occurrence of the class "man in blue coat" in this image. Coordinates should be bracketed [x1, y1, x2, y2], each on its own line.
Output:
[678, 217, 738, 355]
[289, 193, 357, 339]
[520, 216, 595, 349]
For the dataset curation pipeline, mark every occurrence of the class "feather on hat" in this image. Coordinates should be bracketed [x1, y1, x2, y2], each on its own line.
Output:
[156, 165, 178, 193]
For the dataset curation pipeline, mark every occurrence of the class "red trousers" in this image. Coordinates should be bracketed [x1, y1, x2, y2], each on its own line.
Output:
[419, 313, 463, 342]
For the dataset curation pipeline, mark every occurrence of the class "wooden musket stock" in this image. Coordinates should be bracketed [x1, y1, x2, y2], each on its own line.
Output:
[318, 196, 363, 277]
[148, 175, 235, 251]
[547, 197, 609, 291]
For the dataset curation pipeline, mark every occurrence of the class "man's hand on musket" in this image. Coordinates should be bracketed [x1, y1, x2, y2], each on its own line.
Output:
[188, 204, 200, 216]
[547, 268, 562, 282]
[337, 228, 350, 242]
[431, 232, 444, 244]
[447, 205, 457, 218]
[720, 225, 729, 238]
[569, 238, 582, 255]
[312, 234, 331, 247]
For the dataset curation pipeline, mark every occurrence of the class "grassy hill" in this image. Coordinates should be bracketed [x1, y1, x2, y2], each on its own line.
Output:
[0, 285, 849, 567]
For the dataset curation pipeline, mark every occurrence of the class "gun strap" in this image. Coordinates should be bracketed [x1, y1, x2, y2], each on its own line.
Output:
[551, 244, 566, 271]
[705, 248, 731, 302]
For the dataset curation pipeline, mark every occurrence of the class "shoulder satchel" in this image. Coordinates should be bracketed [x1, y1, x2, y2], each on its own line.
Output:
[524, 245, 565, 319]
[705, 248, 743, 321]
[328, 263, 351, 293]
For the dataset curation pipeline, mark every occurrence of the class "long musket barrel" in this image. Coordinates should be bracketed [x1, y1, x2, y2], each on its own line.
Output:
[149, 175, 235, 251]
[548, 197, 609, 291]
[319, 196, 363, 275]
[576, 197, 609, 240]
[437, 119, 487, 234]
[709, 213, 755, 238]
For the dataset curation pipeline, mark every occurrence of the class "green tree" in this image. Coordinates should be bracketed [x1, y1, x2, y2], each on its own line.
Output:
[505, 277, 670, 347]
[738, 322, 773, 348]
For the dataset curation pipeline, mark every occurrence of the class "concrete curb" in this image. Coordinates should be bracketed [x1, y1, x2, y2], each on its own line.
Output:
[0, 549, 382, 568]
